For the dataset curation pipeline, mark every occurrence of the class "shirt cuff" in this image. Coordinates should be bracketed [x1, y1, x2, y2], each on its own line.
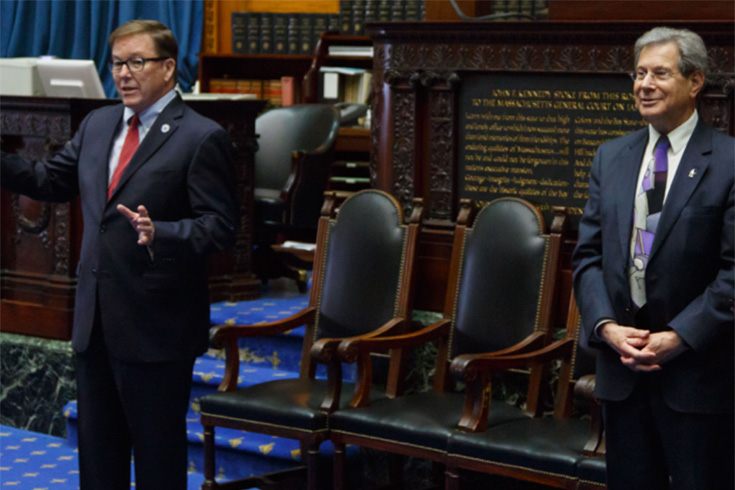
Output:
[593, 318, 615, 341]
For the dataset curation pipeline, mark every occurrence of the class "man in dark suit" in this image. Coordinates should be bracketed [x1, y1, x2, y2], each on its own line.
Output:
[1, 20, 238, 489]
[572, 27, 733, 490]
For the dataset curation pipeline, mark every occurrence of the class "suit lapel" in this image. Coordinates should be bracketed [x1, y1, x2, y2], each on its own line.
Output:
[649, 121, 711, 259]
[107, 96, 184, 203]
[616, 129, 648, 261]
[95, 105, 125, 208]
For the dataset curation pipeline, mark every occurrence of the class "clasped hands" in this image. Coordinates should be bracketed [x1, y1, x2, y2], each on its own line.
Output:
[117, 204, 154, 246]
[599, 322, 688, 372]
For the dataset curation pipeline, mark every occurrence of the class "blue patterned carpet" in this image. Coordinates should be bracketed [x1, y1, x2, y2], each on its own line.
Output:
[2, 280, 311, 489]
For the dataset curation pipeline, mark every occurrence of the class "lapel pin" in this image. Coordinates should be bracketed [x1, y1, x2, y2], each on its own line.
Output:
[688, 168, 697, 178]
[161, 124, 170, 134]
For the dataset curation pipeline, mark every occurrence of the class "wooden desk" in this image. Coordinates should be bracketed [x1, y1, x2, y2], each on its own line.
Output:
[0, 96, 266, 340]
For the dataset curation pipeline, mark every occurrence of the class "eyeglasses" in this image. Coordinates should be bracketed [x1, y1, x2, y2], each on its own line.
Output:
[109, 57, 168, 74]
[630, 69, 680, 82]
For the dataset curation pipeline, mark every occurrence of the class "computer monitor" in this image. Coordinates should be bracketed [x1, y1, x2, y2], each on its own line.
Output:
[0, 58, 45, 96]
[36, 59, 105, 99]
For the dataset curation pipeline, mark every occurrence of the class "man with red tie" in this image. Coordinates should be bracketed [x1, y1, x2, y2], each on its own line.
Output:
[573, 27, 733, 489]
[1, 20, 238, 489]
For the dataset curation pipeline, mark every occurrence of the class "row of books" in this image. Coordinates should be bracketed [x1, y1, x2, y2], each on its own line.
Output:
[320, 68, 373, 105]
[490, 1, 549, 19]
[209, 77, 296, 107]
[232, 12, 333, 55]
[338, 0, 426, 34]
[232, 1, 427, 55]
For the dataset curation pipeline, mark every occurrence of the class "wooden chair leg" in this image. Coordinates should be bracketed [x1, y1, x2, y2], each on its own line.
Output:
[445, 465, 461, 490]
[202, 425, 217, 489]
[305, 441, 320, 490]
[333, 442, 346, 490]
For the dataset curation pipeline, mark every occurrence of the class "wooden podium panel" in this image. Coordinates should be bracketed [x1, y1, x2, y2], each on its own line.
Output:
[365, 21, 734, 311]
[0, 96, 266, 340]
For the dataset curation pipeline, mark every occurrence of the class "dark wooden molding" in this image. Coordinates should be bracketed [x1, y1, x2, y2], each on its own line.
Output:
[367, 21, 734, 311]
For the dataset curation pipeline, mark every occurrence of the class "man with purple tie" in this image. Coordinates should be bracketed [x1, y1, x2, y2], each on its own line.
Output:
[573, 27, 733, 489]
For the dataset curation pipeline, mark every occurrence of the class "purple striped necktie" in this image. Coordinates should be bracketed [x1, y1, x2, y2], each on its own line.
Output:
[629, 136, 669, 307]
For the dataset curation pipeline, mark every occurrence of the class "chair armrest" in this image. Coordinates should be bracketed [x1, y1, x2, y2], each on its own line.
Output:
[210, 307, 317, 347]
[452, 337, 576, 433]
[337, 318, 452, 363]
[209, 307, 317, 392]
[479, 331, 547, 357]
[310, 317, 409, 364]
[451, 336, 575, 382]
[309, 317, 411, 413]
[336, 318, 452, 408]
[575, 374, 605, 456]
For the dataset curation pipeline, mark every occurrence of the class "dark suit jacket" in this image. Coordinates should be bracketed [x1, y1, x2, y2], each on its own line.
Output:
[572, 119, 734, 414]
[1, 95, 238, 362]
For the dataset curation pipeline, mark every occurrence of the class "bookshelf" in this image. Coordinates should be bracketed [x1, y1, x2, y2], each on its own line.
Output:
[197, 52, 313, 105]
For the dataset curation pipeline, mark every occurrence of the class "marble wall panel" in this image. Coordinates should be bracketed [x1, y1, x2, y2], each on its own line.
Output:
[0, 333, 76, 437]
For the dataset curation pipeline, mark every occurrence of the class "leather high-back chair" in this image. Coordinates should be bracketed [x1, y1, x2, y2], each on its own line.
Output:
[444, 295, 606, 490]
[200, 190, 423, 490]
[329, 198, 567, 490]
[254, 104, 341, 281]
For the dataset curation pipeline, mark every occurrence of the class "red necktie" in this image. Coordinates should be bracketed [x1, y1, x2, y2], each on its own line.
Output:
[108, 114, 140, 199]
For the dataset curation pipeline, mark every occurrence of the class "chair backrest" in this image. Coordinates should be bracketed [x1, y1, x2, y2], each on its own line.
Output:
[302, 190, 423, 376]
[447, 198, 563, 359]
[254, 104, 340, 192]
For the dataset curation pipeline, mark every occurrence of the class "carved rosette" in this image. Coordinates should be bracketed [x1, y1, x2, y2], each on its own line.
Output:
[11, 194, 51, 247]
[605, 46, 633, 72]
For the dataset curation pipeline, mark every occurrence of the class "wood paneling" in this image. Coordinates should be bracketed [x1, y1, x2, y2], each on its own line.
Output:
[549, 0, 734, 21]
[366, 21, 734, 313]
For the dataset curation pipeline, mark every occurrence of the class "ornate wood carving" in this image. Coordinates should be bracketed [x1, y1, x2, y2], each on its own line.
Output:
[368, 22, 734, 226]
[391, 89, 417, 214]
[366, 21, 733, 312]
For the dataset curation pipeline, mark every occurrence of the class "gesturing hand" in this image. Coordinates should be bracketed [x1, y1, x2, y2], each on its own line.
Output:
[117, 204, 155, 245]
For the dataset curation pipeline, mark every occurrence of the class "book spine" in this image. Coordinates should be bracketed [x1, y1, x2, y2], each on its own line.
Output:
[404, 0, 421, 21]
[340, 0, 352, 34]
[287, 13, 300, 55]
[299, 14, 314, 55]
[247, 13, 260, 54]
[390, 0, 405, 22]
[377, 0, 391, 22]
[259, 13, 273, 54]
[364, 0, 378, 25]
[352, 0, 366, 36]
[231, 12, 248, 54]
[312, 14, 329, 52]
[281, 76, 295, 106]
[328, 13, 341, 33]
[273, 13, 288, 54]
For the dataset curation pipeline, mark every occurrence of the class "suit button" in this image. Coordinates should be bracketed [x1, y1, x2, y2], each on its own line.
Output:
[100, 225, 106, 234]
[92, 268, 97, 274]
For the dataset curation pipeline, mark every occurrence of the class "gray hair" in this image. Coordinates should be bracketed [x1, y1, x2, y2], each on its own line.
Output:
[635, 27, 707, 78]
